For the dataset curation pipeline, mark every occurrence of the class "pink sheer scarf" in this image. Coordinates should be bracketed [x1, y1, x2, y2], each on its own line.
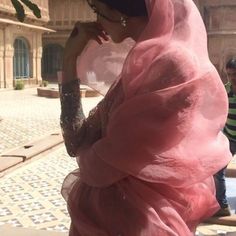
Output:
[64, 0, 232, 235]
[79, 0, 231, 189]
[77, 38, 134, 95]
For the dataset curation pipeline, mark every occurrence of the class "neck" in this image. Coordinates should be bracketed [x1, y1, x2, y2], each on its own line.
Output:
[128, 17, 148, 41]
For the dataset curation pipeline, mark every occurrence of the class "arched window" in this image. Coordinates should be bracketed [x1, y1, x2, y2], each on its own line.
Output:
[42, 44, 64, 77]
[13, 38, 30, 79]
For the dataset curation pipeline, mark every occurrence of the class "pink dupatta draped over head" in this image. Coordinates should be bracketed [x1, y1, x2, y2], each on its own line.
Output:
[64, 0, 232, 235]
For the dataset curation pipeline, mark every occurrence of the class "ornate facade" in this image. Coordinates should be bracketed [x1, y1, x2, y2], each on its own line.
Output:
[0, 0, 51, 88]
[41, 0, 236, 82]
[0, 0, 236, 88]
[42, 0, 95, 81]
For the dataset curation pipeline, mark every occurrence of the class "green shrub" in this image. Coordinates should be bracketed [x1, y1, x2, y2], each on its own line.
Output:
[40, 80, 48, 87]
[14, 80, 25, 90]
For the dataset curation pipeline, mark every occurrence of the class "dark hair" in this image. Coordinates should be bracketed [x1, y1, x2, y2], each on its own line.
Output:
[97, 0, 148, 17]
[226, 58, 236, 69]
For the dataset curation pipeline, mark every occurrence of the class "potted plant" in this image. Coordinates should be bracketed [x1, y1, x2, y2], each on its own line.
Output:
[14, 79, 25, 90]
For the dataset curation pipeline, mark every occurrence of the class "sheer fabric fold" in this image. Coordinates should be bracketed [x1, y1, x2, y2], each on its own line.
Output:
[62, 0, 232, 235]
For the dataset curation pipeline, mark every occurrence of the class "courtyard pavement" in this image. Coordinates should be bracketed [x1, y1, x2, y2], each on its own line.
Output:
[0, 85, 236, 236]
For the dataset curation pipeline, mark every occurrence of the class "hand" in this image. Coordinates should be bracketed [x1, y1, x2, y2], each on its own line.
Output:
[62, 22, 109, 82]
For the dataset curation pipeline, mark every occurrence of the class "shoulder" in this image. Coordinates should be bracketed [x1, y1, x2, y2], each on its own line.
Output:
[143, 44, 198, 91]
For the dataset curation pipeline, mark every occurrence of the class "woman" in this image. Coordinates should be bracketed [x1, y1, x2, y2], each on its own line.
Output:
[60, 0, 231, 235]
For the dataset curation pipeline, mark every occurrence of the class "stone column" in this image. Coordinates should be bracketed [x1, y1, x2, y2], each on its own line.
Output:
[4, 27, 14, 88]
[36, 32, 43, 84]
[0, 29, 4, 88]
[32, 33, 37, 81]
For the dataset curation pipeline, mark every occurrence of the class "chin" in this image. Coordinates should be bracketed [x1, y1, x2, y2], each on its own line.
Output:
[110, 35, 127, 44]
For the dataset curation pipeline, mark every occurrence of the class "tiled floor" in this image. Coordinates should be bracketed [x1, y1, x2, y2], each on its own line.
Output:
[0, 146, 76, 233]
[0, 86, 102, 234]
[0, 145, 236, 235]
[0, 88, 61, 153]
[0, 86, 103, 154]
[1, 86, 236, 235]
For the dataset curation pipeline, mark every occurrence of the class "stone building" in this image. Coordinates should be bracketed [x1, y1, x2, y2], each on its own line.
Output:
[42, 0, 95, 82]
[0, 0, 236, 88]
[43, 0, 236, 82]
[195, 0, 236, 82]
[0, 0, 54, 89]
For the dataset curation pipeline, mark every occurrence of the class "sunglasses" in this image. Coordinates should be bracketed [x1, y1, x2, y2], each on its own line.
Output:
[86, 0, 120, 23]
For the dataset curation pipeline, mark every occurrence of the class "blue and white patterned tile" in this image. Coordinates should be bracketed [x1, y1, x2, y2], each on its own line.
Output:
[0, 146, 76, 232]
[0, 218, 23, 227]
[9, 193, 34, 202]
[29, 212, 57, 225]
[49, 199, 66, 207]
[42, 223, 69, 232]
[0, 207, 13, 217]
[18, 202, 45, 212]
[38, 188, 61, 198]
[2, 178, 16, 185]
[20, 174, 42, 182]
[1, 185, 24, 193]
[60, 209, 69, 217]
[28, 181, 52, 189]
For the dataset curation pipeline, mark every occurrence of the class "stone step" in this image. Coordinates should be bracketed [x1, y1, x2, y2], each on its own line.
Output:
[0, 131, 63, 173]
[197, 223, 236, 236]
[204, 214, 236, 227]
[37, 85, 100, 98]
[0, 225, 67, 236]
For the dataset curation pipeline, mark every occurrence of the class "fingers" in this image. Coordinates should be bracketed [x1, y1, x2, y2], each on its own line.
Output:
[87, 27, 109, 44]
[64, 21, 109, 61]
[71, 21, 109, 44]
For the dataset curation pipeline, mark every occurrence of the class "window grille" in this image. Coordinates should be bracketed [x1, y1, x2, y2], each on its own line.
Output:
[13, 38, 30, 79]
[42, 44, 64, 77]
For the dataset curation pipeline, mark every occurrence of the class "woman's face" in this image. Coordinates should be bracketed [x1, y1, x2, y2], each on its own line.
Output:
[89, 0, 129, 43]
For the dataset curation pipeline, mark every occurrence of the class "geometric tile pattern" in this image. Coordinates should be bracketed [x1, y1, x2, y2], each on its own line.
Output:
[60, 209, 70, 217]
[1, 185, 24, 193]
[49, 199, 66, 207]
[38, 188, 60, 198]
[0, 87, 101, 154]
[1, 88, 236, 235]
[42, 223, 69, 232]
[0, 207, 13, 217]
[0, 218, 23, 227]
[0, 86, 102, 233]
[197, 224, 236, 236]
[0, 88, 61, 154]
[0, 146, 77, 233]
[9, 193, 34, 202]
[18, 202, 45, 212]
[1, 147, 235, 235]
[29, 212, 57, 224]
[28, 181, 51, 189]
